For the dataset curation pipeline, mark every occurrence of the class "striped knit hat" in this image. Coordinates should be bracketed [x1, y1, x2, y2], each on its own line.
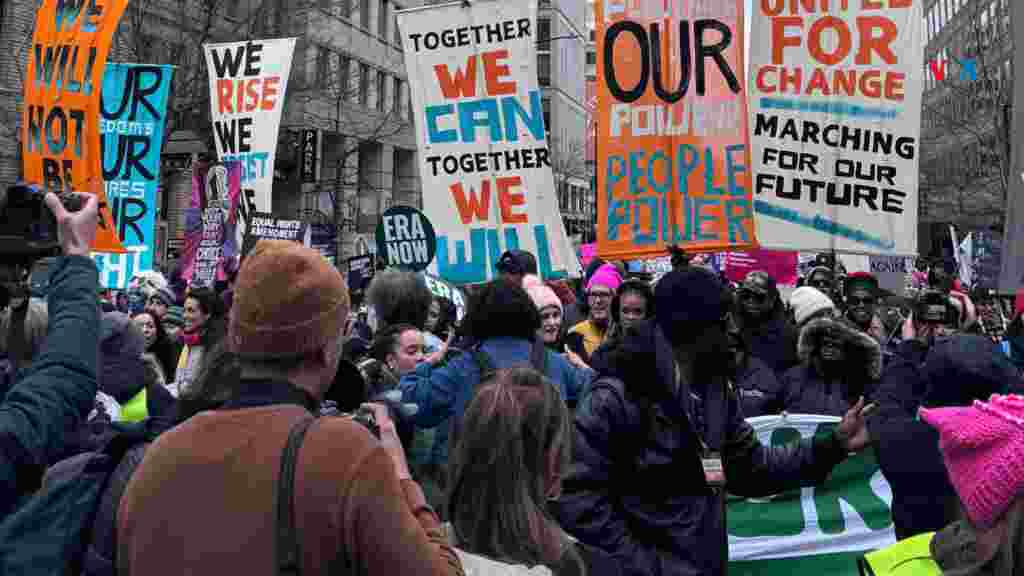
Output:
[920, 394, 1024, 528]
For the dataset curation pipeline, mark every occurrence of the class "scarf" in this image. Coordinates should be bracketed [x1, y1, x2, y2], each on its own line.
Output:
[932, 501, 1024, 576]
[182, 329, 201, 347]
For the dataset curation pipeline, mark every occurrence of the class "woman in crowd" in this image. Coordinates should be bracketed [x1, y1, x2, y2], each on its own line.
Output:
[608, 279, 654, 340]
[447, 367, 620, 576]
[173, 287, 225, 398]
[132, 311, 180, 388]
[426, 296, 458, 342]
[567, 264, 622, 362]
[524, 275, 566, 351]
[359, 323, 426, 399]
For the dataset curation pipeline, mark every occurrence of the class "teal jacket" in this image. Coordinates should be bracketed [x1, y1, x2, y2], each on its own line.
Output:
[0, 256, 99, 519]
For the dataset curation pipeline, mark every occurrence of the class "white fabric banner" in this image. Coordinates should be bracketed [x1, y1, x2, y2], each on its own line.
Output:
[748, 3, 922, 256]
[728, 414, 896, 563]
[204, 38, 296, 220]
[396, 0, 580, 283]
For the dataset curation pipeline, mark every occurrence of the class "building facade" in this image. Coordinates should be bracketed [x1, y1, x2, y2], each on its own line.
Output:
[919, 0, 1014, 246]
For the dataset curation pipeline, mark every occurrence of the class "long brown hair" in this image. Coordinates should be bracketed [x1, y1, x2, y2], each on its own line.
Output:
[447, 367, 572, 568]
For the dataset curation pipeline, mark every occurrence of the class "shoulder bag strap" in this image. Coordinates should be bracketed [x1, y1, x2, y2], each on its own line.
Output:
[276, 416, 316, 576]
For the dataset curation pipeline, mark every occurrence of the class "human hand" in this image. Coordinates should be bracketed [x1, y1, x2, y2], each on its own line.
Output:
[901, 313, 915, 341]
[564, 345, 589, 370]
[44, 191, 98, 257]
[835, 397, 876, 453]
[362, 402, 412, 480]
[425, 332, 454, 366]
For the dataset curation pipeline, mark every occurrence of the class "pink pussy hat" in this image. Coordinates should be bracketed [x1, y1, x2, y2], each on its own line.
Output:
[586, 264, 623, 293]
[920, 394, 1024, 529]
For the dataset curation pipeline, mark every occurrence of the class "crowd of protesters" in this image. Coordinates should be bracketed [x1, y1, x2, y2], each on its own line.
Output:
[0, 193, 1023, 575]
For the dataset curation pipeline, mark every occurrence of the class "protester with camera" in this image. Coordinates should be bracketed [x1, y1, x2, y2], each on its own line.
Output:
[0, 192, 101, 519]
[118, 239, 463, 576]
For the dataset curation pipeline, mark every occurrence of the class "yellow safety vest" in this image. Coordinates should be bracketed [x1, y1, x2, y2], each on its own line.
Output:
[860, 532, 941, 576]
[120, 388, 148, 423]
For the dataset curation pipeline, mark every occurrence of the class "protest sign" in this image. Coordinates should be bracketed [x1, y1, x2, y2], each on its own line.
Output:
[309, 223, 338, 266]
[579, 243, 597, 270]
[594, 0, 754, 261]
[868, 255, 913, 295]
[242, 212, 309, 257]
[396, 0, 580, 283]
[346, 254, 376, 298]
[421, 273, 467, 322]
[204, 38, 296, 235]
[180, 161, 242, 288]
[724, 249, 798, 286]
[974, 231, 1002, 291]
[23, 0, 130, 253]
[300, 129, 321, 183]
[728, 414, 895, 575]
[92, 64, 173, 289]
[749, 1, 923, 256]
[375, 206, 437, 272]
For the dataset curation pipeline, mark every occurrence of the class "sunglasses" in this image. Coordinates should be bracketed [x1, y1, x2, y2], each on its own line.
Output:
[847, 296, 874, 307]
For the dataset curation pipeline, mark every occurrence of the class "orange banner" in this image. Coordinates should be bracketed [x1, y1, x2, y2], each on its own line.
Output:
[596, 0, 754, 261]
[22, 0, 130, 253]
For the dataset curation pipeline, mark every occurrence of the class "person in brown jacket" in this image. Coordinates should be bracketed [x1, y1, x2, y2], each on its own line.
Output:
[117, 239, 464, 576]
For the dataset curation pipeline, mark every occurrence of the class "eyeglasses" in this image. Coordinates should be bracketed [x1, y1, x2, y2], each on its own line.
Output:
[847, 296, 874, 307]
[588, 292, 613, 301]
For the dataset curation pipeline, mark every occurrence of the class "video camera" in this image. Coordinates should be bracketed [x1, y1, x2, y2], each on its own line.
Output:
[0, 182, 85, 308]
[915, 290, 958, 327]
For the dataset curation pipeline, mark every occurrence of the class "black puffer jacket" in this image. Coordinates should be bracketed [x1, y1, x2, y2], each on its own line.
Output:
[777, 317, 883, 416]
[553, 321, 848, 576]
[741, 313, 799, 376]
[734, 356, 783, 418]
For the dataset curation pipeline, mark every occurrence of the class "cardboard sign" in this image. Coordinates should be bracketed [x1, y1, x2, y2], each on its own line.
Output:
[22, 0, 131, 253]
[396, 0, 580, 283]
[595, 0, 754, 260]
[749, 0, 923, 256]
[92, 64, 174, 289]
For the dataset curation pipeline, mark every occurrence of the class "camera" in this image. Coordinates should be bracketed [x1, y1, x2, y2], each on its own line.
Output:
[915, 290, 957, 326]
[347, 406, 381, 439]
[0, 182, 84, 262]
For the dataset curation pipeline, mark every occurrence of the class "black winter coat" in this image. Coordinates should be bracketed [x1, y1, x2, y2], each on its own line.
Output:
[777, 318, 883, 417]
[733, 356, 782, 418]
[742, 314, 799, 376]
[553, 321, 848, 576]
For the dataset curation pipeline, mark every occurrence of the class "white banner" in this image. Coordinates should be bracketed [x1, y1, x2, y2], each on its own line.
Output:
[728, 414, 895, 565]
[204, 38, 296, 221]
[748, 3, 922, 256]
[396, 0, 580, 284]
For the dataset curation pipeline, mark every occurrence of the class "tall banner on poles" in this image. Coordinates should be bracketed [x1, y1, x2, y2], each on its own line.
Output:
[748, 1, 923, 256]
[396, 0, 581, 283]
[595, 0, 754, 261]
[23, 0, 130, 253]
[728, 414, 895, 575]
[179, 161, 243, 288]
[204, 38, 295, 230]
[93, 64, 174, 289]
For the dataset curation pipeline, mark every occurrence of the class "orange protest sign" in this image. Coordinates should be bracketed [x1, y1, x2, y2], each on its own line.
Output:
[22, 0, 130, 253]
[596, 0, 755, 261]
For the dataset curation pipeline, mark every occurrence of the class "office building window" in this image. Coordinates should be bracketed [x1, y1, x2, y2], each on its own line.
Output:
[360, 63, 370, 106]
[394, 77, 404, 117]
[538, 53, 551, 86]
[338, 54, 352, 100]
[317, 47, 330, 89]
[360, 0, 370, 29]
[586, 51, 596, 66]
[319, 0, 331, 12]
[379, 0, 389, 38]
[394, 4, 403, 45]
[538, 18, 551, 47]
[377, 70, 387, 111]
[340, 0, 351, 17]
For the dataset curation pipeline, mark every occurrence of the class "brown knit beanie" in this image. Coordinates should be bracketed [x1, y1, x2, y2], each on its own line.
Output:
[230, 239, 350, 358]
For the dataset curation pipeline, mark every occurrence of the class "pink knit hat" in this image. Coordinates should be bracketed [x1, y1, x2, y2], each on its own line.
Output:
[920, 394, 1024, 529]
[521, 275, 563, 315]
[586, 264, 623, 293]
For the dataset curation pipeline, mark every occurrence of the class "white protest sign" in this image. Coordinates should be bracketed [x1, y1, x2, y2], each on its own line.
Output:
[749, 2, 922, 256]
[204, 38, 295, 223]
[397, 0, 580, 283]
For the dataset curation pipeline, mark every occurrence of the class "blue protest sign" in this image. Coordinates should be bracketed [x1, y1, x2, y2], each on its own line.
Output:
[92, 63, 174, 289]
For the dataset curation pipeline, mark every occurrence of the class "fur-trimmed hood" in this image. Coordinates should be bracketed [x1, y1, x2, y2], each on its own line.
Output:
[798, 317, 882, 380]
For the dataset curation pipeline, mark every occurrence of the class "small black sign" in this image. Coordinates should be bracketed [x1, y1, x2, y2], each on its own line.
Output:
[300, 129, 319, 183]
[375, 206, 437, 272]
[243, 212, 308, 257]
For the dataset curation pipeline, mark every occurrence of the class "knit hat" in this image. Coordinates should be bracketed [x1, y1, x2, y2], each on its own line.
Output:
[789, 286, 836, 326]
[586, 264, 623, 293]
[496, 250, 538, 276]
[920, 394, 1024, 529]
[164, 305, 184, 328]
[526, 282, 563, 315]
[654, 267, 726, 346]
[99, 312, 147, 404]
[230, 239, 350, 358]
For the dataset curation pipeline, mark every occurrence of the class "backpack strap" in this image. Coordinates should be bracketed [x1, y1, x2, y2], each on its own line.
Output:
[275, 416, 316, 576]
